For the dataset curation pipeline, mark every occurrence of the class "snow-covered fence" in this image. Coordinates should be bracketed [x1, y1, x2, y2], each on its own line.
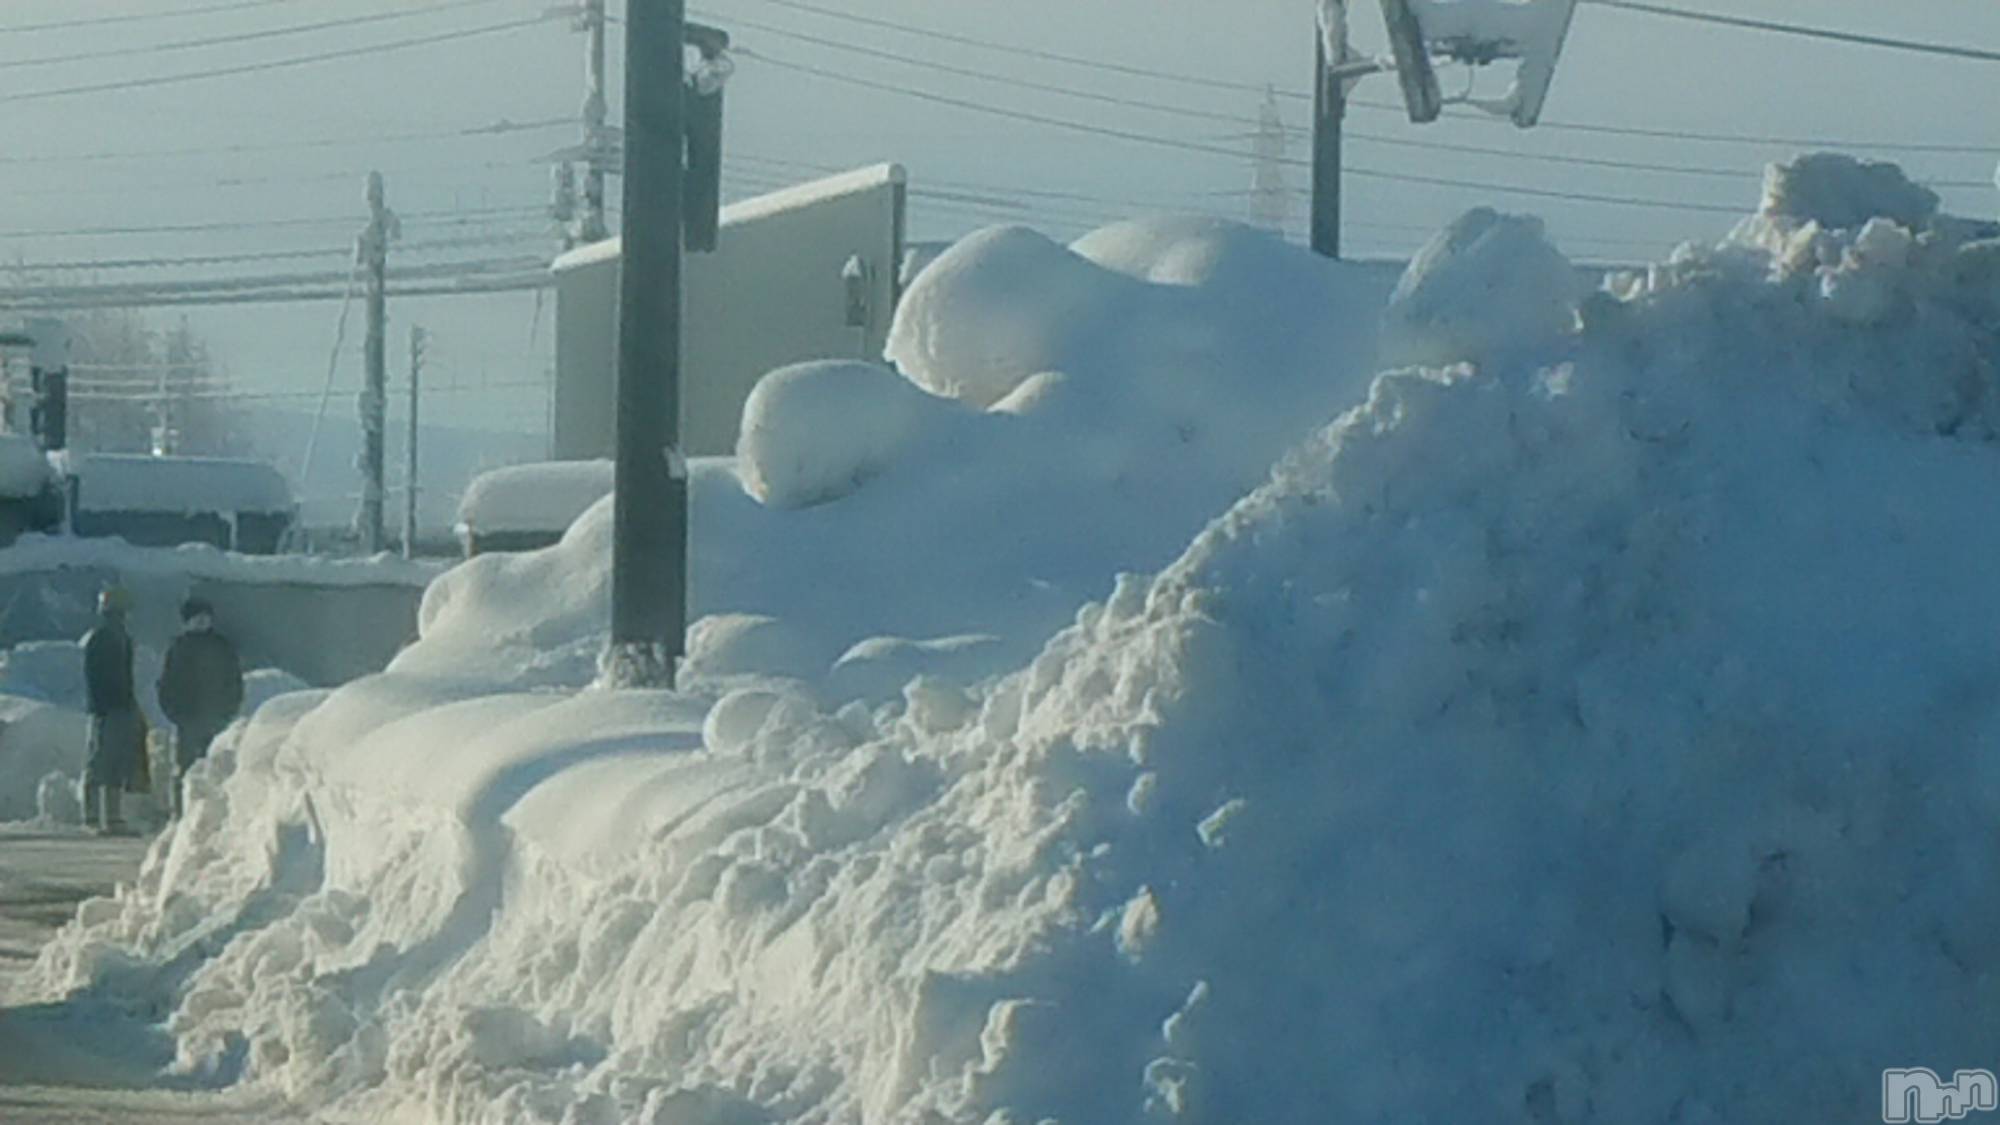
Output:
[0, 538, 438, 687]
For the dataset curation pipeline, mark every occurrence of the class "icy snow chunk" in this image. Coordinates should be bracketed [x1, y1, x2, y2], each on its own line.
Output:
[1117, 886, 1161, 960]
[35, 769, 80, 824]
[902, 675, 975, 734]
[1761, 153, 1939, 231]
[736, 360, 958, 509]
[1196, 798, 1247, 848]
[1383, 207, 1578, 368]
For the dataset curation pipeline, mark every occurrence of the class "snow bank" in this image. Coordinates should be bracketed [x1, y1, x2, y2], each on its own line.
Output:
[0, 694, 84, 822]
[456, 461, 614, 537]
[417, 217, 1397, 691]
[26, 160, 2000, 1123]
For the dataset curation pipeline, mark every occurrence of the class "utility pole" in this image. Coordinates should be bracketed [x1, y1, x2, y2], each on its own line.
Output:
[404, 326, 426, 560]
[607, 0, 689, 684]
[579, 0, 611, 244]
[357, 171, 397, 555]
[1310, 37, 1345, 259]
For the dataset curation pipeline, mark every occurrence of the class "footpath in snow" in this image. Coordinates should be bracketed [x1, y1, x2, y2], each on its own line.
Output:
[11, 155, 2000, 1124]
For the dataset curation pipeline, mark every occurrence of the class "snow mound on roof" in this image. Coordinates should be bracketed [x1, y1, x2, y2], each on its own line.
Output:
[36, 176, 2000, 1122]
[73, 454, 292, 515]
[0, 435, 52, 500]
[456, 460, 614, 536]
[736, 361, 963, 509]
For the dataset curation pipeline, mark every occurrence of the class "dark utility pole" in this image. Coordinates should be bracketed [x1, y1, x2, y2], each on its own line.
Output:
[358, 171, 395, 554]
[1310, 38, 1345, 259]
[404, 326, 426, 560]
[608, 0, 690, 685]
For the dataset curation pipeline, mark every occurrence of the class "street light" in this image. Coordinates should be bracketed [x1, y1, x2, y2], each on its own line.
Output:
[1312, 0, 1581, 258]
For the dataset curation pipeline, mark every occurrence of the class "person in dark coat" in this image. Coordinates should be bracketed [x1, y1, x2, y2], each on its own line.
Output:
[157, 597, 243, 818]
[81, 586, 144, 835]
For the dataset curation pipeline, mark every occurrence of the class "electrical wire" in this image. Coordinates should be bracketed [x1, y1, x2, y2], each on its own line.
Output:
[712, 13, 1998, 190]
[300, 250, 365, 492]
[0, 0, 301, 35]
[721, 0, 2000, 155]
[0, 13, 555, 106]
[0, 0, 515, 71]
[1582, 0, 2000, 63]
[737, 47, 1747, 216]
[0, 205, 548, 241]
[0, 117, 571, 167]
[3, 232, 554, 274]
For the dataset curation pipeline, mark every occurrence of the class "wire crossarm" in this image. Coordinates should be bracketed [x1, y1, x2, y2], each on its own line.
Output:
[1369, 0, 1579, 127]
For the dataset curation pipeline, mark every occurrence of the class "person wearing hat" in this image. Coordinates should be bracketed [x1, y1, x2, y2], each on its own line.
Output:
[157, 596, 243, 819]
[81, 586, 144, 835]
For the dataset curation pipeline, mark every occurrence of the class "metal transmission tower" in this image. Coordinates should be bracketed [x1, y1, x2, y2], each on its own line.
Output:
[1248, 87, 1292, 236]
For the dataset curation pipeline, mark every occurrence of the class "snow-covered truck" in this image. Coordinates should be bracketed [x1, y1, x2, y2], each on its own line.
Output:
[67, 454, 295, 555]
[455, 460, 613, 556]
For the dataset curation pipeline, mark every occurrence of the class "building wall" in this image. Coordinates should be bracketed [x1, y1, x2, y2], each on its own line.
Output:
[553, 164, 907, 461]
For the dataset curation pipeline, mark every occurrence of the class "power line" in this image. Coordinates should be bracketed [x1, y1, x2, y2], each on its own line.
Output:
[728, 0, 1277, 98]
[0, 13, 555, 106]
[722, 0, 1999, 156]
[0, 0, 302, 34]
[0, 205, 547, 241]
[3, 232, 554, 274]
[0, 117, 570, 167]
[0, 0, 514, 70]
[72, 380, 551, 405]
[737, 48, 1746, 216]
[1583, 0, 2000, 63]
[693, 8, 1260, 129]
[0, 257, 547, 304]
[712, 13, 1994, 193]
[3, 274, 552, 313]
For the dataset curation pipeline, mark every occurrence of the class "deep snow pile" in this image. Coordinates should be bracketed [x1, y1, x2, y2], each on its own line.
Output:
[21, 160, 2000, 1124]
[412, 217, 1398, 696]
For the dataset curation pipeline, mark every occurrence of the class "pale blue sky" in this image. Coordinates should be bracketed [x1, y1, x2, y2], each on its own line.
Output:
[0, 0, 1995, 469]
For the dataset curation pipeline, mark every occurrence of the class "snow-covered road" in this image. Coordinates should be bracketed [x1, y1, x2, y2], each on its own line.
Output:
[0, 827, 341, 1123]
